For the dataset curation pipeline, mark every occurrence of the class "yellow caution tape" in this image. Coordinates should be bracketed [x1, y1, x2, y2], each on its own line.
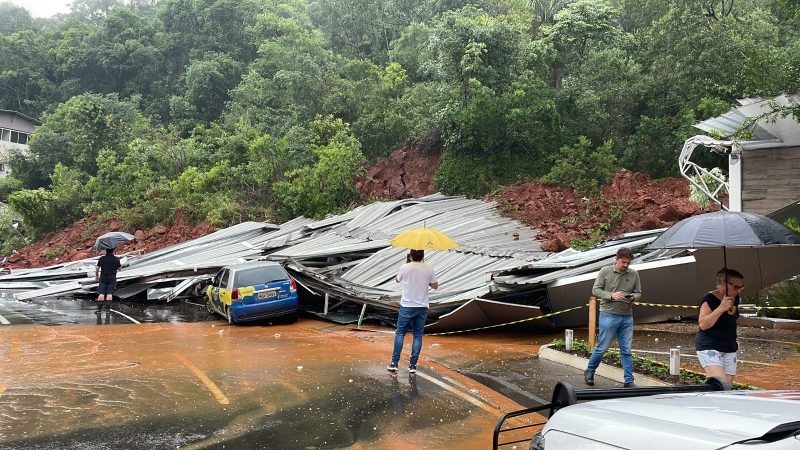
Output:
[631, 302, 699, 309]
[630, 302, 800, 310]
[749, 305, 800, 310]
[428, 304, 587, 336]
[429, 302, 800, 336]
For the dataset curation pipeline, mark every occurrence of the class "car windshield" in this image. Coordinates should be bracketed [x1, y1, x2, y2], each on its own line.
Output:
[234, 266, 288, 288]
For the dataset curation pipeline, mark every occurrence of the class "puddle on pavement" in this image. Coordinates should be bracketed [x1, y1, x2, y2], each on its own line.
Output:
[0, 290, 215, 325]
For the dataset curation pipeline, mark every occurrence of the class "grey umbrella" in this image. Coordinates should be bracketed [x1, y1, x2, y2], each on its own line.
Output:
[93, 231, 135, 251]
[648, 210, 800, 296]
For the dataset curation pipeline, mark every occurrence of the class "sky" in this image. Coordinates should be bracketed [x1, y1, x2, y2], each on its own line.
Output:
[7, 0, 72, 18]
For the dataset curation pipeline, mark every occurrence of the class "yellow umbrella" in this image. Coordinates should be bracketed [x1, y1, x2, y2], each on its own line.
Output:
[390, 226, 459, 251]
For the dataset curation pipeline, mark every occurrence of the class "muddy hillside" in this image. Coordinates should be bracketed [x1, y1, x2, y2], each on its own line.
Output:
[4, 213, 214, 269]
[357, 145, 711, 252]
[4, 145, 710, 269]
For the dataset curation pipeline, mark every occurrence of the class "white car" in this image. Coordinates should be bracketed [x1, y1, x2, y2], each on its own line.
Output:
[494, 381, 800, 450]
[535, 390, 800, 449]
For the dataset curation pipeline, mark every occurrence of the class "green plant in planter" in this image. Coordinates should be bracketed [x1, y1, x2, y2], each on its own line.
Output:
[549, 339, 752, 389]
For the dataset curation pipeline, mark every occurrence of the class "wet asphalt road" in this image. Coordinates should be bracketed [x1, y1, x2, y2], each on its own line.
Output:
[0, 293, 554, 449]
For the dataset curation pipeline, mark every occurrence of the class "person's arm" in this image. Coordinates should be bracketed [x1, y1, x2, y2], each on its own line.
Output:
[395, 264, 406, 283]
[698, 296, 734, 330]
[429, 281, 438, 290]
[95, 262, 100, 280]
[630, 272, 642, 302]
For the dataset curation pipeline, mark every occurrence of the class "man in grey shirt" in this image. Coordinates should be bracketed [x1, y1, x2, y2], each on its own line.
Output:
[584, 247, 641, 387]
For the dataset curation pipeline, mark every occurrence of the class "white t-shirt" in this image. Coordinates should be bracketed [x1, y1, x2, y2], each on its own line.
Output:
[396, 262, 437, 308]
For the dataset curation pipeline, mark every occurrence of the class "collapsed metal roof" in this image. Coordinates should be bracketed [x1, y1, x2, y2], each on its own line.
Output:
[11, 193, 793, 332]
[4, 195, 560, 314]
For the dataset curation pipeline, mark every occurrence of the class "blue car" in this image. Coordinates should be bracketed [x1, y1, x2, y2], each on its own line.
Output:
[205, 261, 298, 324]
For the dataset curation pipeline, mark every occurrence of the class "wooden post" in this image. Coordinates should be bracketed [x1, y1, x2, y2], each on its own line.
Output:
[588, 296, 597, 349]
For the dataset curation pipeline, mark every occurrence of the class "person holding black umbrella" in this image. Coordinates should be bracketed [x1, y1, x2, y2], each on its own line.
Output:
[95, 248, 122, 312]
[695, 267, 743, 382]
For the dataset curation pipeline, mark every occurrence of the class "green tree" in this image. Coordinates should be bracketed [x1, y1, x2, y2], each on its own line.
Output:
[19, 93, 149, 186]
[225, 10, 336, 135]
[0, 30, 53, 116]
[0, 205, 29, 255]
[171, 52, 242, 127]
[542, 136, 616, 195]
[7, 164, 88, 238]
[273, 116, 365, 219]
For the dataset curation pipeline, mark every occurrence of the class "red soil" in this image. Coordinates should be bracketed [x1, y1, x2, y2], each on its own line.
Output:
[356, 146, 713, 252]
[3, 213, 214, 269]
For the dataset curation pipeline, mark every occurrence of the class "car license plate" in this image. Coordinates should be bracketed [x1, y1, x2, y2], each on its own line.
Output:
[258, 290, 277, 299]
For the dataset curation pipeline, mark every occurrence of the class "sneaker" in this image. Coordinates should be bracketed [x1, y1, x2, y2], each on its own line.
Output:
[387, 362, 398, 372]
[408, 365, 417, 374]
[584, 370, 595, 386]
[623, 382, 636, 388]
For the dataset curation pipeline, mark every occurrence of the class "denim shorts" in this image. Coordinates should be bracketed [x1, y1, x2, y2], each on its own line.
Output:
[98, 281, 117, 295]
[696, 349, 737, 375]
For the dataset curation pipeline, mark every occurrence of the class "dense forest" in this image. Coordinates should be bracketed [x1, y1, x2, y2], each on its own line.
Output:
[0, 0, 798, 253]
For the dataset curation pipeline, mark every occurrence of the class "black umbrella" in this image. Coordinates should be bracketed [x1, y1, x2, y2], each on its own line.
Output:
[648, 210, 800, 297]
[93, 231, 135, 251]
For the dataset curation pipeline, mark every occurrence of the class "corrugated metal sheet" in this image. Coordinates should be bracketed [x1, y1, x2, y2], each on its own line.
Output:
[695, 94, 800, 149]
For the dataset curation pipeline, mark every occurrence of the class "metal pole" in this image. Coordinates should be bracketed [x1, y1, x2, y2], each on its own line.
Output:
[588, 296, 597, 349]
[565, 329, 573, 351]
[357, 303, 367, 328]
[323, 293, 329, 316]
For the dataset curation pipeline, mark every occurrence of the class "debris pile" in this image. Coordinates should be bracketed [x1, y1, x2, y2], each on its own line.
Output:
[3, 213, 215, 269]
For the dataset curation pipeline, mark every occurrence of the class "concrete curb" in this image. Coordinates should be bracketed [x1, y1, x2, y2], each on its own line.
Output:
[538, 345, 670, 387]
[739, 316, 800, 330]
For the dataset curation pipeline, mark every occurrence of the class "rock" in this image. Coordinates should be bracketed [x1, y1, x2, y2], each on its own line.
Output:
[148, 225, 169, 237]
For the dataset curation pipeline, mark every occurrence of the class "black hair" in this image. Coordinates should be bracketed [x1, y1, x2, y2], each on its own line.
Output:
[616, 247, 634, 260]
[409, 249, 424, 262]
[105, 248, 114, 255]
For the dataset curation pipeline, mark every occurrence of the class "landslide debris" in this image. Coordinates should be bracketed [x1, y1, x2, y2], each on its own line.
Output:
[356, 146, 712, 252]
[3, 213, 214, 269]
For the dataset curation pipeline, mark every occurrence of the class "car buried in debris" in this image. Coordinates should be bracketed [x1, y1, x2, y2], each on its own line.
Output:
[494, 379, 800, 450]
[204, 261, 298, 324]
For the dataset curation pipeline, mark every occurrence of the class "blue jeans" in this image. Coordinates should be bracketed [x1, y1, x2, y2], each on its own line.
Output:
[586, 312, 634, 383]
[391, 307, 428, 367]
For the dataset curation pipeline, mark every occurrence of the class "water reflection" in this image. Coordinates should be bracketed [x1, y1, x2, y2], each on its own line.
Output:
[95, 310, 111, 325]
[391, 373, 421, 415]
[0, 289, 219, 326]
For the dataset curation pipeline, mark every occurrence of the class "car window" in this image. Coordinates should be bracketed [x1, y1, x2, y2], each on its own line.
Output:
[220, 269, 232, 289]
[234, 266, 288, 288]
[212, 269, 225, 287]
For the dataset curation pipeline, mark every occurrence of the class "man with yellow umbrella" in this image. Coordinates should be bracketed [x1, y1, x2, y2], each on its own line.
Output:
[388, 226, 457, 374]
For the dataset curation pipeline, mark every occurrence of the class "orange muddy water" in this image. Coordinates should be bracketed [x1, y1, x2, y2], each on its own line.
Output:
[0, 318, 550, 449]
[1, 316, 798, 449]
